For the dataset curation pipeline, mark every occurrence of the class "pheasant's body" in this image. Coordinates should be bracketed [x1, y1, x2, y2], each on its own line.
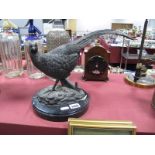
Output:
[30, 43, 80, 80]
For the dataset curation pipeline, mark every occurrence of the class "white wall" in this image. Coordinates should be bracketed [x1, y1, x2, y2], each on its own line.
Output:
[76, 19, 111, 35]
[148, 19, 155, 30]
[76, 19, 155, 35]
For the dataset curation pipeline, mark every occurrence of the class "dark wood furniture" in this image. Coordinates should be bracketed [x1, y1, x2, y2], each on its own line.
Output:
[83, 44, 110, 81]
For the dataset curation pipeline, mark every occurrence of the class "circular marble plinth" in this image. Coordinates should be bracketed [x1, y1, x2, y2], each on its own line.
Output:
[124, 73, 155, 88]
[32, 86, 89, 121]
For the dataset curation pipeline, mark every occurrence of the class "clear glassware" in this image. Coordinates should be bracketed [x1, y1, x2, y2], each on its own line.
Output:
[0, 30, 23, 78]
[0, 61, 3, 75]
[24, 39, 45, 79]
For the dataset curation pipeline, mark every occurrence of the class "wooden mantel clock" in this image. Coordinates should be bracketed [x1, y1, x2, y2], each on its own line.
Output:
[83, 43, 110, 81]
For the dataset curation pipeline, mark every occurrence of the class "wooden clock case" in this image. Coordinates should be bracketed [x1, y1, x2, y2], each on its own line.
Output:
[83, 43, 110, 81]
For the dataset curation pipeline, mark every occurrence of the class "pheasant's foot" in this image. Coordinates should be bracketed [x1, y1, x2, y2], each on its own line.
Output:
[52, 79, 59, 91]
[60, 79, 80, 91]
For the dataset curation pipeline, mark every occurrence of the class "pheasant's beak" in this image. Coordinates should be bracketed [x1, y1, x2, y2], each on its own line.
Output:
[29, 43, 38, 54]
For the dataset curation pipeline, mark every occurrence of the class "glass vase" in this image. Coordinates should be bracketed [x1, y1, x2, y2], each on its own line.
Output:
[0, 30, 23, 78]
[24, 38, 45, 79]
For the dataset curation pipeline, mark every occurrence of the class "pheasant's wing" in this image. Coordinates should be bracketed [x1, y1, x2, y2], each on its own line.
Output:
[39, 52, 79, 79]
[52, 52, 79, 72]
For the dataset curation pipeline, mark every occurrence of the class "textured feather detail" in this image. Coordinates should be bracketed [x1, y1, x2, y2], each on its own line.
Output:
[34, 52, 78, 79]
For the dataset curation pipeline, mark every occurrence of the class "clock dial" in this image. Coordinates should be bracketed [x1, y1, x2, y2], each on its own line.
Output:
[86, 55, 108, 75]
[83, 45, 109, 81]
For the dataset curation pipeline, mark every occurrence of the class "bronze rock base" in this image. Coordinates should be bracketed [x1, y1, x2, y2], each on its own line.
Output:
[32, 85, 89, 122]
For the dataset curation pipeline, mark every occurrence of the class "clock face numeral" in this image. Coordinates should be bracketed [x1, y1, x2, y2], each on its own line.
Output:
[86, 55, 108, 75]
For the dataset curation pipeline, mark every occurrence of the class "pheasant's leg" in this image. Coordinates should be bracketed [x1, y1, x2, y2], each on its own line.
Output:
[52, 79, 59, 91]
[60, 79, 77, 90]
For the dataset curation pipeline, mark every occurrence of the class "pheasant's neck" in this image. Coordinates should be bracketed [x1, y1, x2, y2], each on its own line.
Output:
[29, 52, 40, 67]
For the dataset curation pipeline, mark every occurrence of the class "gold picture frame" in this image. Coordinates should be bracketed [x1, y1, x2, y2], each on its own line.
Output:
[111, 23, 133, 30]
[68, 118, 136, 135]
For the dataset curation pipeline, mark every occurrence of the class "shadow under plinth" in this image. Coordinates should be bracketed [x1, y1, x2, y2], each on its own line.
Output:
[32, 86, 89, 121]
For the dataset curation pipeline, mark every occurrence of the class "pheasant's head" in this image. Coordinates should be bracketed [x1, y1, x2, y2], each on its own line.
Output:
[29, 43, 38, 54]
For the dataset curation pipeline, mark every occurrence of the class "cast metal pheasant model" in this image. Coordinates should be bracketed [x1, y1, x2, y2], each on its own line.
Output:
[29, 29, 132, 90]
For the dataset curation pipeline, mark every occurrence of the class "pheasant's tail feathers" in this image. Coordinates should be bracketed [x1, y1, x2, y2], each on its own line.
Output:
[75, 29, 133, 49]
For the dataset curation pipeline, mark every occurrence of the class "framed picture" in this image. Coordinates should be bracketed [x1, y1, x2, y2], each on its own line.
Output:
[111, 23, 133, 30]
[68, 118, 136, 135]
